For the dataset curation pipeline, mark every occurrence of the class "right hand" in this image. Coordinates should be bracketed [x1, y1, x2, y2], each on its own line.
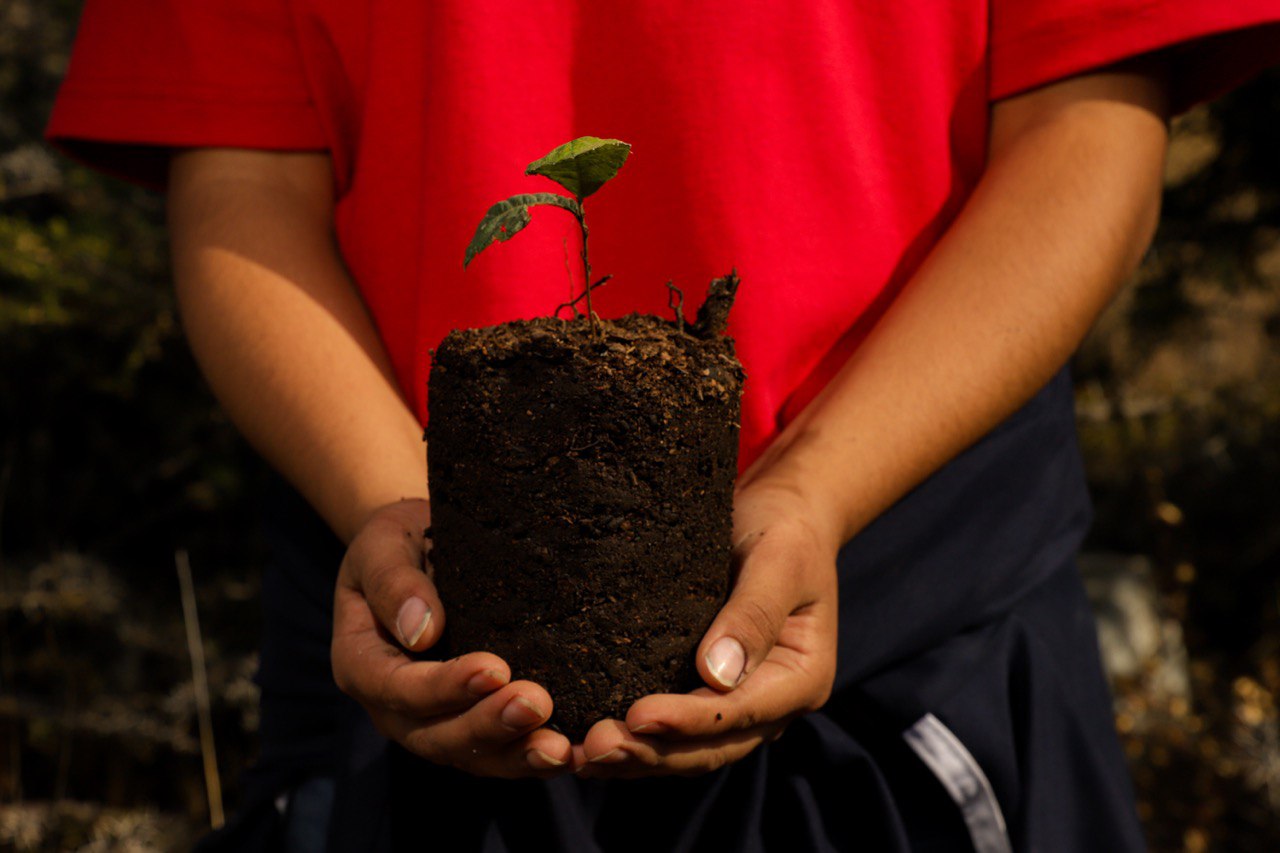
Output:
[331, 498, 573, 777]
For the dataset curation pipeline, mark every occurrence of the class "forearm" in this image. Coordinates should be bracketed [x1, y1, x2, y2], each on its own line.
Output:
[168, 149, 425, 543]
[741, 66, 1169, 548]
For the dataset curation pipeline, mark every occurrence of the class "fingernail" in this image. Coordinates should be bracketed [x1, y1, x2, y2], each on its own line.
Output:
[466, 669, 507, 696]
[705, 637, 746, 688]
[527, 749, 565, 769]
[629, 721, 670, 736]
[589, 749, 628, 764]
[501, 696, 546, 729]
[396, 597, 431, 647]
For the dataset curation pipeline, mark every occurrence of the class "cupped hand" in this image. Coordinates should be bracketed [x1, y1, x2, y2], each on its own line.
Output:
[575, 481, 840, 778]
[331, 498, 573, 777]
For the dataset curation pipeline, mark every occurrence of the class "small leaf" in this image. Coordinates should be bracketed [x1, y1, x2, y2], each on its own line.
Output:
[525, 137, 631, 200]
[464, 193, 582, 267]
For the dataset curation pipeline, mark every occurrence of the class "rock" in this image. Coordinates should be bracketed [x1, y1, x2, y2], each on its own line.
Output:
[1079, 552, 1189, 699]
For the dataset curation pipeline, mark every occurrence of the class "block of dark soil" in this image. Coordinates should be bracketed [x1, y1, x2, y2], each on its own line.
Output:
[427, 275, 743, 740]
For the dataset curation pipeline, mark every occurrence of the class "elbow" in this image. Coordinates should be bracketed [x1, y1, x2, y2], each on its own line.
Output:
[1123, 166, 1164, 276]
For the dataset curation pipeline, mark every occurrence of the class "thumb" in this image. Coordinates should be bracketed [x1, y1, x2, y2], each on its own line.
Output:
[338, 499, 444, 653]
[696, 549, 795, 691]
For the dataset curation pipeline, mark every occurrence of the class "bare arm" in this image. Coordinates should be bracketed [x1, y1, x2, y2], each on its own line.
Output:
[738, 64, 1169, 547]
[168, 149, 574, 776]
[167, 149, 423, 543]
[580, 62, 1170, 774]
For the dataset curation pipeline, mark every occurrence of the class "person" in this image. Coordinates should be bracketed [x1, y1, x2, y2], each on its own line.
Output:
[46, 2, 1280, 850]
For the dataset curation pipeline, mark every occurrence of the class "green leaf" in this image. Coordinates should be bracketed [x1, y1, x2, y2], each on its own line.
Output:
[525, 137, 631, 200]
[464, 192, 582, 267]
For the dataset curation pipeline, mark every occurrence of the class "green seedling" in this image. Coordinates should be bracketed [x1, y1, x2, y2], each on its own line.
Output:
[464, 136, 632, 331]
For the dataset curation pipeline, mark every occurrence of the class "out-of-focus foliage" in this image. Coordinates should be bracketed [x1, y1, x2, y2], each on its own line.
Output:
[1075, 68, 1280, 851]
[1, 1, 1279, 849]
[1, 0, 265, 846]
[0, 0, 263, 570]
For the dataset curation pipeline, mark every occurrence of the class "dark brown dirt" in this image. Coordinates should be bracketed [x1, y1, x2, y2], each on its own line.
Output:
[426, 277, 743, 740]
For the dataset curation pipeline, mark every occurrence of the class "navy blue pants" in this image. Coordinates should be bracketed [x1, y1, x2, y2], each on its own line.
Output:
[200, 369, 1144, 852]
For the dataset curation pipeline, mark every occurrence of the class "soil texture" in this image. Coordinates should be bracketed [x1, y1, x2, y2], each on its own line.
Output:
[427, 275, 743, 740]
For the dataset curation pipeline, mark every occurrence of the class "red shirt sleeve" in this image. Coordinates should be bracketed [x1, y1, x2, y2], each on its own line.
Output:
[44, 0, 327, 190]
[990, 0, 1280, 112]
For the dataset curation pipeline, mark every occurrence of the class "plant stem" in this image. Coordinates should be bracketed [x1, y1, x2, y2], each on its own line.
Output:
[561, 237, 578, 318]
[574, 204, 596, 333]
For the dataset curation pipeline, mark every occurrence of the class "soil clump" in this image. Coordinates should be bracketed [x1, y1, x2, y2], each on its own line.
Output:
[427, 276, 743, 740]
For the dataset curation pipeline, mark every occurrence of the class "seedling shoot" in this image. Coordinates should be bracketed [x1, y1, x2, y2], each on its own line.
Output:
[464, 136, 632, 331]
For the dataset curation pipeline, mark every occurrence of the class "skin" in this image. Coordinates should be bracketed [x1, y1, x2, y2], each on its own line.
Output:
[167, 59, 1169, 780]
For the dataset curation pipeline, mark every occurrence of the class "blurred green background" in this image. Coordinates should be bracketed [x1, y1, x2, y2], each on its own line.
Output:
[2, 3, 1278, 850]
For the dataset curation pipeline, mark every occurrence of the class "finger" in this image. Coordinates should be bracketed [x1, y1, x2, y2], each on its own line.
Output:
[580, 717, 634, 764]
[386, 682, 569, 776]
[332, 622, 511, 717]
[696, 537, 814, 691]
[576, 722, 785, 779]
[384, 714, 573, 779]
[624, 656, 810, 739]
[403, 680, 556, 752]
[339, 502, 444, 652]
[626, 598, 836, 739]
[523, 728, 575, 772]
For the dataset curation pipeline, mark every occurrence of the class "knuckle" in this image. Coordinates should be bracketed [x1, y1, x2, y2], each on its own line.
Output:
[377, 667, 407, 714]
[466, 707, 501, 744]
[402, 727, 441, 762]
[634, 748, 663, 769]
[413, 723, 490, 773]
[365, 559, 410, 595]
[341, 535, 378, 578]
[363, 511, 406, 541]
[738, 597, 783, 646]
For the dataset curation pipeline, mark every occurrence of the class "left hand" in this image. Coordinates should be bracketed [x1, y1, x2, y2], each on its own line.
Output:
[574, 480, 840, 777]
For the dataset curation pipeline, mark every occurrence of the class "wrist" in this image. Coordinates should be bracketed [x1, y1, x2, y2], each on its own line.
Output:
[734, 474, 845, 556]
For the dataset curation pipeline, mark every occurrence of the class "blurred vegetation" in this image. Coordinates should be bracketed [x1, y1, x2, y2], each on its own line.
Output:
[1, 2, 1279, 850]
[1075, 67, 1280, 851]
[1, 3, 265, 850]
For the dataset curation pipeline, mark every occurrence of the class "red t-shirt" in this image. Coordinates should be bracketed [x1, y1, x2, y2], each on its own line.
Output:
[47, 1, 1280, 470]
